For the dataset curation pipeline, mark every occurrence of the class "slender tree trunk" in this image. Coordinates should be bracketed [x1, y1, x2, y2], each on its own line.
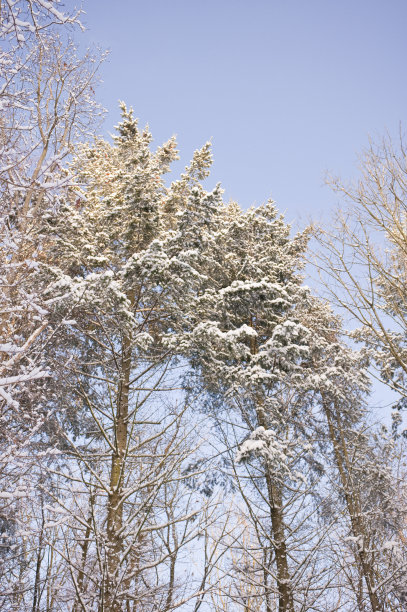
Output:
[163, 521, 177, 611]
[255, 408, 294, 612]
[104, 329, 132, 611]
[73, 489, 95, 612]
[269, 479, 294, 612]
[32, 504, 45, 612]
[323, 400, 381, 611]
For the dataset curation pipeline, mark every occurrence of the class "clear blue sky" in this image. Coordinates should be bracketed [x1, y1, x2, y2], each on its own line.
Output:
[80, 0, 406, 228]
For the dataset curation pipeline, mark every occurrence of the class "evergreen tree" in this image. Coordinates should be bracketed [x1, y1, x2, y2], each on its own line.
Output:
[35, 106, 217, 610]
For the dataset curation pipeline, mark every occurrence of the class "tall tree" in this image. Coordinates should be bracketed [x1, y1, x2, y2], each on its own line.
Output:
[161, 191, 404, 610]
[34, 106, 218, 610]
[159, 197, 330, 611]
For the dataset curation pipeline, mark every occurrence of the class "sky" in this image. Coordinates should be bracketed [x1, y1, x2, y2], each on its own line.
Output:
[79, 0, 407, 229]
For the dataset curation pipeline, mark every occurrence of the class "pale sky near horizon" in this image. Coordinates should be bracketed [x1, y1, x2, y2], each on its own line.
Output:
[79, 0, 407, 229]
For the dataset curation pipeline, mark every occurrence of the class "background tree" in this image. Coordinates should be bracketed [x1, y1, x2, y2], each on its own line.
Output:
[315, 134, 407, 412]
[314, 132, 407, 607]
[0, 2, 104, 606]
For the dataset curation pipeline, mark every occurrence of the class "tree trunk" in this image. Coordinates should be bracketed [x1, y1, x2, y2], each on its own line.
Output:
[32, 504, 45, 612]
[256, 407, 294, 612]
[104, 330, 132, 611]
[249, 312, 294, 612]
[73, 489, 95, 612]
[264, 467, 295, 612]
[323, 400, 381, 612]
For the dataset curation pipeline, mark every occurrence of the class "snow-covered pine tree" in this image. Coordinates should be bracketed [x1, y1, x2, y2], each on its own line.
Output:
[157, 192, 403, 610]
[35, 106, 218, 610]
[156, 198, 323, 611]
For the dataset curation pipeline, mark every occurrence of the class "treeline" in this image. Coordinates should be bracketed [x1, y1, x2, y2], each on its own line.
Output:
[0, 3, 406, 611]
